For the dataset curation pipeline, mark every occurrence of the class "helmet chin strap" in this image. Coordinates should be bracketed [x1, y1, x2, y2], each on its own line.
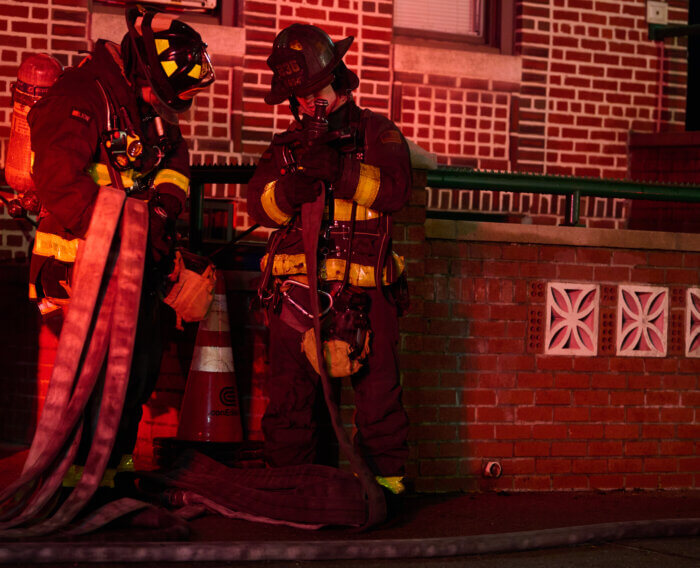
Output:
[140, 86, 180, 125]
[289, 92, 348, 123]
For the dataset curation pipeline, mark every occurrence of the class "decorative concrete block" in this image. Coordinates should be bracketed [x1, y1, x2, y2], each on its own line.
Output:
[545, 282, 599, 356]
[617, 285, 668, 357]
[686, 288, 700, 358]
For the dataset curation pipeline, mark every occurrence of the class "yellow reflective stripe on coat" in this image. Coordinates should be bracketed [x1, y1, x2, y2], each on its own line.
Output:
[62, 464, 118, 488]
[331, 199, 380, 221]
[261, 180, 292, 225]
[260, 252, 405, 287]
[154, 168, 190, 196]
[33, 231, 80, 263]
[86, 163, 137, 188]
[352, 163, 381, 207]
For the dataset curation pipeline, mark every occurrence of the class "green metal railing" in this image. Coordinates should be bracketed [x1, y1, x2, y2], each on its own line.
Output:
[187, 165, 700, 245]
[425, 168, 700, 226]
[3, 165, 698, 250]
[189, 164, 255, 252]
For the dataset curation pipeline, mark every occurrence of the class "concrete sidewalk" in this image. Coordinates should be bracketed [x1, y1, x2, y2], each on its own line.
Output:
[1, 444, 699, 566]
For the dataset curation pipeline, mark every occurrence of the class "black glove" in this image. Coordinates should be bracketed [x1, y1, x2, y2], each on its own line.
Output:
[148, 194, 180, 264]
[298, 144, 341, 183]
[280, 171, 322, 210]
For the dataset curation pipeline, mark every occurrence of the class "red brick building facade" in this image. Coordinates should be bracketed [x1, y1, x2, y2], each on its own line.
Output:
[0, 1, 697, 493]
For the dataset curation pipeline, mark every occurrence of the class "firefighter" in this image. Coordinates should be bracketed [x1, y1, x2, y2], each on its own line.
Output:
[247, 24, 410, 498]
[27, 4, 214, 490]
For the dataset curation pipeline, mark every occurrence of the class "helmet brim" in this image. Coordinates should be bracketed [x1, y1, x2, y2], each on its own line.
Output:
[264, 35, 355, 105]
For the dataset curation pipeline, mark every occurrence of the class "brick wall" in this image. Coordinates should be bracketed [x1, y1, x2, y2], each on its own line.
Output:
[3, 0, 688, 253]
[414, 218, 699, 492]
[0, 1, 697, 493]
[627, 130, 700, 233]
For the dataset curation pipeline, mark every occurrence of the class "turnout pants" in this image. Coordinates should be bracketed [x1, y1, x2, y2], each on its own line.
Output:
[262, 286, 409, 477]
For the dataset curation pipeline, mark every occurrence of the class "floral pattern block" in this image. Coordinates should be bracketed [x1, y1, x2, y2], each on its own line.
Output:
[617, 285, 668, 357]
[545, 283, 599, 356]
[686, 288, 700, 358]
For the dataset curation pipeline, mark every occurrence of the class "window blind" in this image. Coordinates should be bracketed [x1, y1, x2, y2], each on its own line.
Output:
[394, 0, 482, 37]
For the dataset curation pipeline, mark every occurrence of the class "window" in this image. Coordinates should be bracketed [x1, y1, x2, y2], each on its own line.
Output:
[95, 0, 217, 11]
[394, 0, 484, 39]
[92, 0, 237, 26]
[393, 0, 513, 54]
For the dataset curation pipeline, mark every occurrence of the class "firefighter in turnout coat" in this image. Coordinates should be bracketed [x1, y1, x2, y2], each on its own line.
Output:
[247, 23, 410, 495]
[27, 5, 214, 486]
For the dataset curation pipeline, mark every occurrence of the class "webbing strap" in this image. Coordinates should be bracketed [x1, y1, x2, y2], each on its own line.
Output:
[301, 190, 387, 530]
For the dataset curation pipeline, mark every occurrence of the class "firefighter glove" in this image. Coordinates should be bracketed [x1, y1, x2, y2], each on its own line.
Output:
[298, 144, 341, 183]
[280, 171, 323, 210]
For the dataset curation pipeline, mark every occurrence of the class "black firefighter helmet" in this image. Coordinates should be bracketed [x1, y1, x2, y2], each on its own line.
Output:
[265, 23, 359, 105]
[123, 3, 215, 117]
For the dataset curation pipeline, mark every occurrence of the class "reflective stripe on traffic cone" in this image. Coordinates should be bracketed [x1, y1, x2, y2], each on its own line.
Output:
[176, 272, 243, 443]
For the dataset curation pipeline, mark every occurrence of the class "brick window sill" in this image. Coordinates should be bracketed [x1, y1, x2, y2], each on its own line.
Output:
[393, 42, 521, 84]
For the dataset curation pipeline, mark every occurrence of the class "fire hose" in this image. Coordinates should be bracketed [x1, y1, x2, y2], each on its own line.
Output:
[0, 517, 697, 563]
[0, 187, 162, 538]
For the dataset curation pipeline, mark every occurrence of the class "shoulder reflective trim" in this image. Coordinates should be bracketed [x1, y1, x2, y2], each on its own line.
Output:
[188, 63, 202, 79]
[332, 199, 379, 221]
[87, 163, 136, 188]
[155, 38, 169, 55]
[33, 231, 81, 263]
[162, 60, 178, 77]
[261, 180, 292, 225]
[353, 163, 381, 207]
[260, 251, 405, 287]
[154, 168, 190, 196]
[375, 475, 406, 495]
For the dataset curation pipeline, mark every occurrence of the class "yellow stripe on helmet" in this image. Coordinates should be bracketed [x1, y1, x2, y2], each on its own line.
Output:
[161, 60, 178, 77]
[188, 64, 202, 79]
[155, 38, 170, 55]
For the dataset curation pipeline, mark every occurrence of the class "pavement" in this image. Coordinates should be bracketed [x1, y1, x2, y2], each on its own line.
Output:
[0, 443, 699, 567]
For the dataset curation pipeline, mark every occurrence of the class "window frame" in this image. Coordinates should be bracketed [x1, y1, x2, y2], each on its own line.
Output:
[393, 0, 514, 55]
[90, 0, 238, 27]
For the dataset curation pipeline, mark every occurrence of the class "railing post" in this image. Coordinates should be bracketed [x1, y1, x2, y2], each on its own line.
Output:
[189, 181, 204, 253]
[563, 190, 581, 226]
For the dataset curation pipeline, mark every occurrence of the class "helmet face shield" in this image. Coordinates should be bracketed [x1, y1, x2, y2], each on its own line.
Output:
[175, 48, 215, 101]
[125, 5, 215, 115]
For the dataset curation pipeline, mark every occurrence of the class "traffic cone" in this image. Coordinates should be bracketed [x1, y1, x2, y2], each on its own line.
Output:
[176, 271, 243, 443]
